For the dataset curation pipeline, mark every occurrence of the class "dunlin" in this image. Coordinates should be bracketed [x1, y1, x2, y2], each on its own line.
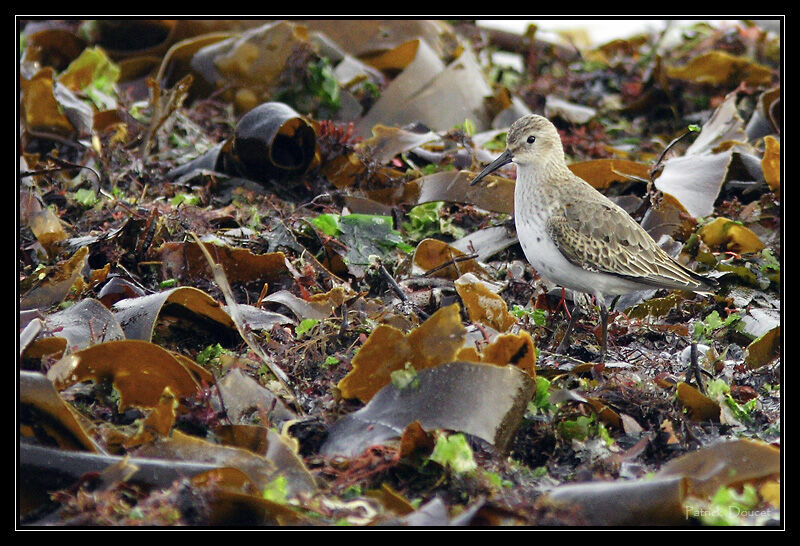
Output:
[471, 114, 718, 360]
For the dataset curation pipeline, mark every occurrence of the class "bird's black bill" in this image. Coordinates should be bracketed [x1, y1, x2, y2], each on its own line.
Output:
[470, 149, 513, 186]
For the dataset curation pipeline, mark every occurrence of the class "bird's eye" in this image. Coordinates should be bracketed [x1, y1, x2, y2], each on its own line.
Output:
[527, 135, 536, 144]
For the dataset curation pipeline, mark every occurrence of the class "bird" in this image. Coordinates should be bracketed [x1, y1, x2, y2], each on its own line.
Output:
[470, 114, 718, 361]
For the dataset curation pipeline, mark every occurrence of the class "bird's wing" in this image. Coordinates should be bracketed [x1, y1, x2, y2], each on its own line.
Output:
[546, 196, 713, 291]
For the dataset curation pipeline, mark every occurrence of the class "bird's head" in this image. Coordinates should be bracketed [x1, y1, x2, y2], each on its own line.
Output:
[471, 114, 564, 186]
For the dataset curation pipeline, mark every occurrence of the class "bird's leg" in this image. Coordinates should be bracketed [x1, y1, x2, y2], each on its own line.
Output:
[556, 287, 571, 320]
[687, 341, 706, 394]
[599, 301, 609, 363]
[555, 303, 581, 354]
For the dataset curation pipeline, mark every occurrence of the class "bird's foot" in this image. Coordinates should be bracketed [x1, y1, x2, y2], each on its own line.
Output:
[556, 287, 571, 320]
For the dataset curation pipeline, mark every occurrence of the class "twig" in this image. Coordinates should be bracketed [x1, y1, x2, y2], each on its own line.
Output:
[337, 301, 350, 343]
[641, 126, 700, 211]
[20, 161, 102, 192]
[396, 277, 454, 291]
[650, 128, 698, 178]
[422, 253, 479, 277]
[301, 218, 342, 265]
[378, 263, 429, 320]
[188, 232, 302, 413]
[687, 341, 706, 395]
[25, 128, 87, 150]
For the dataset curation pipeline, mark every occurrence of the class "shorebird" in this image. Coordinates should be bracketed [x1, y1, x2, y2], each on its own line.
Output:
[471, 114, 718, 361]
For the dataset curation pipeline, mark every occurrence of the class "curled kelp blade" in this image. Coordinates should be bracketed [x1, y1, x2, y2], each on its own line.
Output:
[20, 371, 103, 453]
[111, 286, 237, 342]
[168, 102, 316, 184]
[79, 20, 178, 60]
[228, 101, 316, 180]
[46, 339, 202, 411]
[22, 298, 125, 361]
[354, 41, 491, 137]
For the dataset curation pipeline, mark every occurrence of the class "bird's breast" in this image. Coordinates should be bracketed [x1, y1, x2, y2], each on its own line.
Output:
[514, 203, 567, 281]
